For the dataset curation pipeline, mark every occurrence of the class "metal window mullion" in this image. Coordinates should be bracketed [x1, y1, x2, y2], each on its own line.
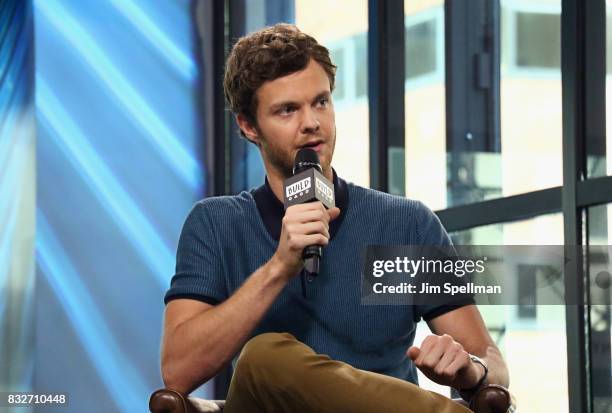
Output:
[210, 0, 242, 399]
[368, 0, 405, 194]
[436, 186, 562, 232]
[561, 0, 591, 411]
[435, 176, 612, 232]
[445, 0, 501, 206]
[229, 0, 248, 194]
[583, 0, 609, 407]
[205, 0, 229, 197]
[577, 176, 612, 208]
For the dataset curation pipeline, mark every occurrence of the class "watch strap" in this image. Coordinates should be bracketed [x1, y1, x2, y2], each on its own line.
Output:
[459, 354, 489, 396]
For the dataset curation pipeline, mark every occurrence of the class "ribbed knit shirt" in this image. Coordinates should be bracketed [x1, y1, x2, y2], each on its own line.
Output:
[165, 173, 472, 385]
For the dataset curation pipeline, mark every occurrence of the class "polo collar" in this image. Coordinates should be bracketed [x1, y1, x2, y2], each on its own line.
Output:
[252, 169, 349, 241]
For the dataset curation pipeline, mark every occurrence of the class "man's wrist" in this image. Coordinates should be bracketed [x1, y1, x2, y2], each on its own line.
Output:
[267, 254, 297, 283]
[458, 355, 488, 400]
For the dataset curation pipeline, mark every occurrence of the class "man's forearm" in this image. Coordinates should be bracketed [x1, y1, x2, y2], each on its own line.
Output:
[162, 257, 291, 394]
[480, 344, 509, 388]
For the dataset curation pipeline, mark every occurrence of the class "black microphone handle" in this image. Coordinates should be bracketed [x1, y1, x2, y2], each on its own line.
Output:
[303, 245, 322, 276]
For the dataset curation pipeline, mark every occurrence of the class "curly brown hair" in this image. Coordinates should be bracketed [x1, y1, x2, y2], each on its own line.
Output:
[223, 23, 336, 138]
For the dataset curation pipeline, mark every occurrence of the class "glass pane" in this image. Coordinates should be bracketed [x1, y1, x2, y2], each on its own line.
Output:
[404, 1, 446, 210]
[405, 19, 437, 79]
[448, 213, 569, 412]
[516, 12, 561, 68]
[609, 11, 612, 76]
[355, 33, 368, 98]
[405, 0, 563, 211]
[500, 0, 562, 196]
[592, 2, 612, 179]
[586, 2, 612, 179]
[329, 46, 346, 101]
[588, 204, 612, 412]
[295, 0, 369, 187]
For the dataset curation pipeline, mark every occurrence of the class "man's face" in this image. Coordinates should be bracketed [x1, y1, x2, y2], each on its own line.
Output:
[239, 59, 336, 179]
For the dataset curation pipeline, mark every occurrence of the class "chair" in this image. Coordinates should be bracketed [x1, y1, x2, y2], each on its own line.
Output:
[149, 384, 516, 413]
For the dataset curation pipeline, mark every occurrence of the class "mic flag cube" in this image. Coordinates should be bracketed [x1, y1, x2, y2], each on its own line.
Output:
[283, 168, 335, 210]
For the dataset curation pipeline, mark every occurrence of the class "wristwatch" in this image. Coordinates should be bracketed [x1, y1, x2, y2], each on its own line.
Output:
[459, 354, 488, 395]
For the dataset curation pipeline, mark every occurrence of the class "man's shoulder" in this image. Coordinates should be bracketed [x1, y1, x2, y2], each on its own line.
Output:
[346, 182, 446, 243]
[348, 182, 425, 214]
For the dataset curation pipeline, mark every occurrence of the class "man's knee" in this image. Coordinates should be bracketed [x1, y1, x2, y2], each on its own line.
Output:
[234, 332, 300, 379]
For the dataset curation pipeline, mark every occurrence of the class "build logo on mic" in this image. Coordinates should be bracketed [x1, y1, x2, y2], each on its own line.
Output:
[283, 170, 335, 210]
[285, 177, 312, 201]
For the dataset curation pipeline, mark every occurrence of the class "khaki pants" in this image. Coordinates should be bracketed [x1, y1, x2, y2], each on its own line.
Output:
[224, 332, 472, 413]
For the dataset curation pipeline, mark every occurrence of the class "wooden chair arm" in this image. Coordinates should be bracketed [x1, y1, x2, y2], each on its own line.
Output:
[149, 384, 515, 413]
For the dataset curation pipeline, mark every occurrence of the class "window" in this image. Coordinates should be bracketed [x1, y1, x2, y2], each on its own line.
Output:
[405, 19, 437, 79]
[515, 12, 561, 69]
[404, 1, 563, 211]
[405, 7, 443, 86]
[590, 4, 612, 179]
[329, 46, 346, 101]
[326, 34, 368, 103]
[501, 1, 562, 75]
[608, 13, 612, 74]
[355, 33, 367, 98]
[588, 204, 612, 412]
[295, 0, 369, 187]
[500, 0, 563, 198]
[451, 213, 569, 412]
[404, 3, 447, 210]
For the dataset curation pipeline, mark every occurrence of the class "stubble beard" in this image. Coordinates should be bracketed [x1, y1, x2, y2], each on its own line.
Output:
[258, 126, 337, 180]
[261, 140, 294, 179]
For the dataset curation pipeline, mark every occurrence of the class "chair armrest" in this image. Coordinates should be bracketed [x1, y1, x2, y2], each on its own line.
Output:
[149, 389, 224, 413]
[458, 384, 516, 413]
[150, 385, 514, 413]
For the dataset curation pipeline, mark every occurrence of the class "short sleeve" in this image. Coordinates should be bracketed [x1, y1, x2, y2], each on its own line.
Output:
[164, 202, 228, 305]
[412, 201, 475, 321]
[414, 200, 452, 246]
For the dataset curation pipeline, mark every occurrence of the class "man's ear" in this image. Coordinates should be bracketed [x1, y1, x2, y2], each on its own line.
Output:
[236, 114, 260, 146]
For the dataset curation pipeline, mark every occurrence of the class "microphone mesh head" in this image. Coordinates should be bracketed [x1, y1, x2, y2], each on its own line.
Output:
[293, 148, 321, 175]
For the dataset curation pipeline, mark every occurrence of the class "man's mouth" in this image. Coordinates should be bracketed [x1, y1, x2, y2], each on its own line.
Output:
[300, 140, 325, 152]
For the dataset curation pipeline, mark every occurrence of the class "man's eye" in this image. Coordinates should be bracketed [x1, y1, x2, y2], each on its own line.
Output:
[318, 98, 329, 107]
[279, 107, 296, 115]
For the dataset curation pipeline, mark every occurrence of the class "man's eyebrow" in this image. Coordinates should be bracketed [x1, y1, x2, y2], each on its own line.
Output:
[269, 100, 298, 112]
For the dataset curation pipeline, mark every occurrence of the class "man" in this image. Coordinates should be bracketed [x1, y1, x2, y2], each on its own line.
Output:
[161, 23, 509, 412]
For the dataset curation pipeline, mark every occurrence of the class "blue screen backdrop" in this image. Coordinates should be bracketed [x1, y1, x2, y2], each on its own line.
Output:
[2, 1, 295, 411]
[0, 1, 36, 410]
[33, 0, 207, 411]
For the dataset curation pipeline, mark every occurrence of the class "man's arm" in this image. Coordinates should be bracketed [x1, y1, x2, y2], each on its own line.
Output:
[407, 305, 509, 395]
[161, 202, 340, 394]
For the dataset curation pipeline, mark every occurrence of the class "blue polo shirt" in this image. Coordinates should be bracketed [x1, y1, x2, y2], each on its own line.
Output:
[165, 173, 473, 384]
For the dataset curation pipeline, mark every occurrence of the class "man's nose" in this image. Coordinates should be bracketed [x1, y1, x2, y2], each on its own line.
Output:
[300, 107, 320, 133]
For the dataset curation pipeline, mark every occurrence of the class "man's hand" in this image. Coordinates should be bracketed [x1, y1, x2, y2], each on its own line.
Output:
[272, 202, 341, 279]
[407, 334, 485, 390]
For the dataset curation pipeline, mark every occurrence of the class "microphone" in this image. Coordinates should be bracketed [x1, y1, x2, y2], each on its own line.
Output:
[283, 148, 335, 276]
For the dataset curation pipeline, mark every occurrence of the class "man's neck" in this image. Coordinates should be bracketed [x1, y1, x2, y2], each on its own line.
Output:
[266, 166, 333, 203]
